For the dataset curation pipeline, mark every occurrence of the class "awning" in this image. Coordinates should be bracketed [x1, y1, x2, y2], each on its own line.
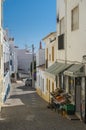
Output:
[45, 62, 71, 78]
[64, 64, 85, 77]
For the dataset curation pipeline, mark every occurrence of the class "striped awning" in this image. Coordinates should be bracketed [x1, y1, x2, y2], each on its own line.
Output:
[45, 62, 71, 77]
[64, 64, 85, 77]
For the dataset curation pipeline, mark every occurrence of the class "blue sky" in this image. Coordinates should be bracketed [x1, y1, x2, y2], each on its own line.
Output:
[4, 0, 56, 51]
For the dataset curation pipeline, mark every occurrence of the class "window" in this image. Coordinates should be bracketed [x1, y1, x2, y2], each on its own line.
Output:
[10, 60, 12, 65]
[57, 13, 59, 23]
[69, 77, 74, 94]
[46, 48, 48, 60]
[58, 17, 64, 50]
[4, 61, 9, 76]
[52, 82, 54, 92]
[46, 59, 48, 68]
[42, 79, 44, 92]
[71, 6, 79, 31]
[60, 18, 64, 35]
[49, 54, 51, 61]
[58, 34, 64, 50]
[39, 76, 40, 86]
[46, 78, 48, 91]
[0, 45, 3, 57]
[49, 80, 50, 92]
[46, 48, 48, 68]
[52, 46, 54, 61]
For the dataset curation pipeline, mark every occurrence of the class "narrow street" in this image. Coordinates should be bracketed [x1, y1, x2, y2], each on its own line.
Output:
[0, 81, 86, 130]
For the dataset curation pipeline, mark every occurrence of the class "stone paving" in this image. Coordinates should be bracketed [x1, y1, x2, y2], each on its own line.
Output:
[0, 81, 86, 130]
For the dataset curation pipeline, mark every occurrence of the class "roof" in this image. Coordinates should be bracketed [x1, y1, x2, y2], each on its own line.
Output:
[36, 64, 45, 70]
[42, 32, 56, 41]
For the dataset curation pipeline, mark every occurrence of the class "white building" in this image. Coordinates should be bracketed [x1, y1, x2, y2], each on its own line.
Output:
[0, 0, 15, 110]
[36, 42, 45, 67]
[42, 32, 57, 102]
[57, 0, 86, 63]
[0, 0, 10, 108]
[57, 0, 86, 122]
[9, 38, 18, 81]
[36, 42, 45, 99]
[3, 30, 10, 102]
[0, 29, 11, 109]
[16, 49, 34, 75]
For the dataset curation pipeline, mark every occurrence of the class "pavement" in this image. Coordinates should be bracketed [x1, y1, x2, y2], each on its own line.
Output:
[0, 81, 86, 130]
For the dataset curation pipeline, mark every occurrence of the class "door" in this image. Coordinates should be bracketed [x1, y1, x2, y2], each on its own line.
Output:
[75, 77, 81, 117]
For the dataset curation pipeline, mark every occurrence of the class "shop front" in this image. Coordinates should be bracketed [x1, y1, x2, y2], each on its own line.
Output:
[64, 64, 86, 122]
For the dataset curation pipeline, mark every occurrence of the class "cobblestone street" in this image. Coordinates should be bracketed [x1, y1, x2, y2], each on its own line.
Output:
[0, 81, 86, 130]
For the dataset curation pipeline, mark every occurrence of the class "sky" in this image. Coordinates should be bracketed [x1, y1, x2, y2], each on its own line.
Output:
[3, 0, 56, 51]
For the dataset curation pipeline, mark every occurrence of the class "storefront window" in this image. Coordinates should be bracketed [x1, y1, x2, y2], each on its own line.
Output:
[59, 74, 66, 91]
[69, 77, 74, 94]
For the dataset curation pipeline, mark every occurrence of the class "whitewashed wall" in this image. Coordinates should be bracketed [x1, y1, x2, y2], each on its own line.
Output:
[17, 49, 34, 73]
[57, 0, 86, 63]
[36, 49, 45, 66]
[66, 0, 86, 62]
[44, 74, 56, 94]
[2, 30, 11, 102]
[9, 41, 15, 74]
[57, 0, 65, 62]
[43, 32, 57, 67]
[36, 68, 45, 92]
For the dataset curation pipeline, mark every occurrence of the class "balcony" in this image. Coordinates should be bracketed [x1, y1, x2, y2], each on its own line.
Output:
[58, 34, 64, 50]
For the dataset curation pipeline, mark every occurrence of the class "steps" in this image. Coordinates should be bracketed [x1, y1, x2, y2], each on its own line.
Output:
[66, 114, 80, 120]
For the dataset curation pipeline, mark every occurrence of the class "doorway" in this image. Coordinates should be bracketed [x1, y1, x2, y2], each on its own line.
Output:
[75, 77, 81, 118]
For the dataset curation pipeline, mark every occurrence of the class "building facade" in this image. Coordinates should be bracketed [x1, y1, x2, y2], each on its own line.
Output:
[3, 30, 10, 102]
[57, 0, 86, 62]
[36, 42, 46, 100]
[57, 0, 86, 122]
[16, 49, 35, 76]
[42, 32, 57, 102]
[0, 0, 11, 110]
[9, 38, 18, 81]
[0, 0, 4, 109]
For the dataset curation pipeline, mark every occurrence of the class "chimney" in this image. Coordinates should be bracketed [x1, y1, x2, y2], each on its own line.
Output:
[39, 41, 42, 49]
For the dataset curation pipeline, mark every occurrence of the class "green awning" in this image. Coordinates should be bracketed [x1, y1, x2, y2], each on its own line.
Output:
[45, 62, 71, 77]
[53, 64, 71, 75]
[64, 64, 85, 77]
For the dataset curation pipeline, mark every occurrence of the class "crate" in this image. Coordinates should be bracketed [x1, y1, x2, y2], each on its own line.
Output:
[64, 104, 75, 115]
